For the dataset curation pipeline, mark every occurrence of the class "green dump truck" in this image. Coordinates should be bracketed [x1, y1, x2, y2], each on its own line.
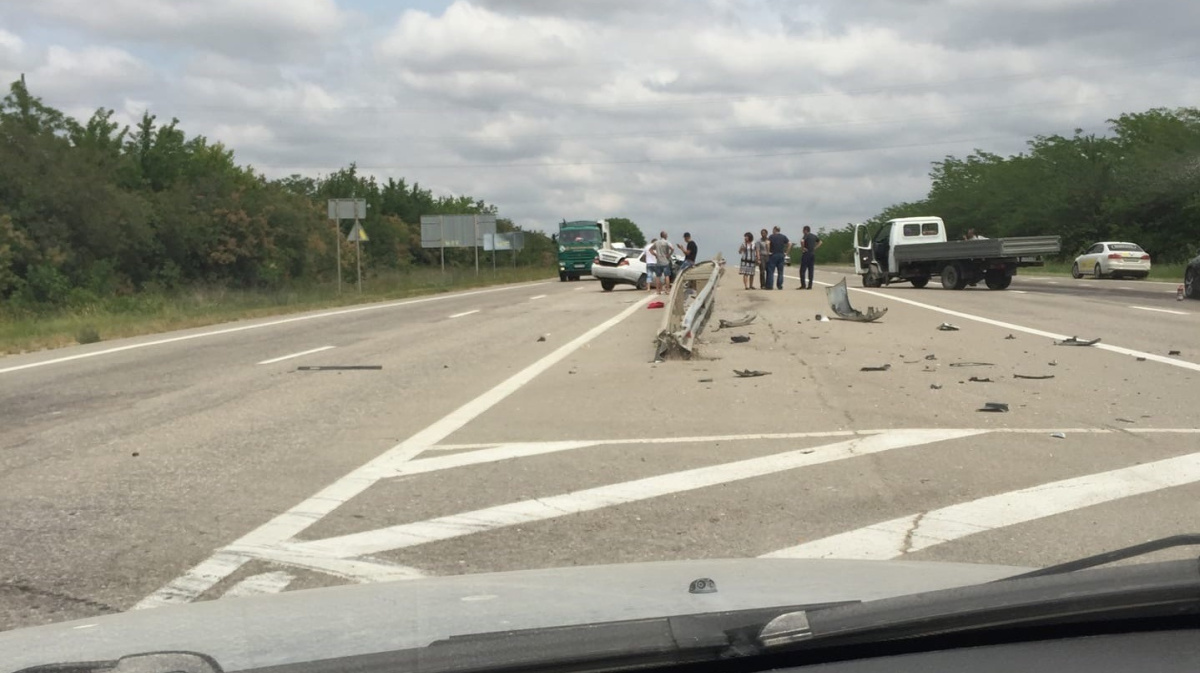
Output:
[556, 219, 612, 281]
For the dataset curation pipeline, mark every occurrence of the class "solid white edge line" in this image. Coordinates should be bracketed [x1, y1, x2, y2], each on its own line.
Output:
[256, 346, 336, 365]
[449, 310, 481, 318]
[1130, 305, 1189, 316]
[799, 276, 1200, 373]
[134, 295, 651, 608]
[1, 281, 549, 376]
[220, 571, 295, 599]
[762, 450, 1200, 560]
[288, 430, 985, 559]
[529, 295, 548, 300]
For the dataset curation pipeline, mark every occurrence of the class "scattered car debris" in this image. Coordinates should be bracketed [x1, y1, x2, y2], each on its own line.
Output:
[1168, 350, 1181, 356]
[718, 314, 757, 329]
[815, 314, 831, 322]
[1051, 432, 1066, 439]
[1014, 374, 1055, 380]
[1005, 334, 1017, 340]
[537, 335, 547, 342]
[698, 378, 714, 383]
[647, 301, 665, 309]
[978, 402, 1010, 413]
[734, 369, 771, 378]
[949, 362, 995, 368]
[1056, 336, 1100, 346]
[1135, 357, 1147, 362]
[801, 449, 815, 455]
[297, 365, 383, 371]
[825, 278, 888, 322]
[861, 364, 892, 372]
[937, 323, 960, 331]
[1116, 418, 1136, 424]
[730, 335, 751, 344]
[930, 384, 943, 390]
[968, 376, 993, 383]
[925, 354, 938, 361]
[1048, 360, 1058, 366]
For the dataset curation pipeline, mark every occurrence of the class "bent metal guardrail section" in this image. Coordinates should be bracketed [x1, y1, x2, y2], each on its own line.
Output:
[655, 255, 725, 360]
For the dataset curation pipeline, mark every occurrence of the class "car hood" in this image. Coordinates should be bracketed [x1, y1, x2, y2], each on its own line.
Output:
[0, 558, 1026, 672]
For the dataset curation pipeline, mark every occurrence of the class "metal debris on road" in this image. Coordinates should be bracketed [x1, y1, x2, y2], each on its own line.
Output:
[537, 335, 547, 342]
[1051, 432, 1066, 439]
[968, 376, 993, 383]
[1116, 418, 1136, 424]
[734, 369, 772, 378]
[861, 364, 892, 372]
[1136, 357, 1147, 362]
[949, 362, 995, 368]
[1005, 334, 1017, 340]
[297, 365, 383, 371]
[718, 314, 757, 329]
[930, 384, 943, 390]
[730, 335, 751, 343]
[1014, 374, 1055, 380]
[1169, 350, 1181, 356]
[937, 323, 960, 331]
[815, 314, 831, 322]
[698, 378, 714, 383]
[978, 402, 1010, 413]
[1056, 336, 1101, 346]
[826, 278, 888, 322]
[1048, 360, 1058, 366]
[925, 354, 938, 361]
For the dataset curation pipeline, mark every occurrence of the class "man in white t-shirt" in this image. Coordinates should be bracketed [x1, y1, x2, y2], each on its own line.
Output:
[643, 240, 657, 292]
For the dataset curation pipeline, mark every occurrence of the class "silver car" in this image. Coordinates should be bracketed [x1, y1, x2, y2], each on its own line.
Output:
[1072, 241, 1151, 279]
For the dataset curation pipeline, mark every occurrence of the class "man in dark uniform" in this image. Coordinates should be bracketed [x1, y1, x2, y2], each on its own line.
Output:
[798, 225, 821, 289]
[765, 226, 791, 290]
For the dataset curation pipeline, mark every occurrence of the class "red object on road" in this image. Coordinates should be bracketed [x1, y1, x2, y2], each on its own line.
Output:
[648, 301, 665, 309]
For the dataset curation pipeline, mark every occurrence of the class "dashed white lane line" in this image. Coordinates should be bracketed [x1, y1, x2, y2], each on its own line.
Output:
[135, 295, 652, 609]
[1, 282, 550, 376]
[530, 295, 548, 300]
[807, 277, 1200, 374]
[762, 450, 1200, 560]
[256, 346, 335, 365]
[574, 287, 587, 291]
[449, 310, 481, 319]
[221, 571, 295, 599]
[1130, 305, 1189, 316]
[285, 429, 984, 559]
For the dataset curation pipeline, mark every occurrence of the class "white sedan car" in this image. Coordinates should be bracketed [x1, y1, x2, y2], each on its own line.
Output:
[1072, 241, 1152, 279]
[591, 247, 648, 291]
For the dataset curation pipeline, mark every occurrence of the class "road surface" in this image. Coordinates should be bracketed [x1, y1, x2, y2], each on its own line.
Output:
[2, 271, 1197, 631]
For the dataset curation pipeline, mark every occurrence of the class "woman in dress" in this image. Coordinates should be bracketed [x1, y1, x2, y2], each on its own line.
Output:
[738, 231, 757, 289]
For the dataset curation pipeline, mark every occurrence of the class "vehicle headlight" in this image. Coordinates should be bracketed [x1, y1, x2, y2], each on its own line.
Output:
[559, 245, 566, 253]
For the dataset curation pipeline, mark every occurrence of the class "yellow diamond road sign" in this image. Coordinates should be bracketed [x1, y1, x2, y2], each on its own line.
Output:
[348, 222, 369, 242]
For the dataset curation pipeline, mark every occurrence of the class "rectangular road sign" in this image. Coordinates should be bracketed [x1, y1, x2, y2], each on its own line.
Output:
[420, 214, 497, 248]
[328, 199, 367, 220]
[483, 232, 526, 251]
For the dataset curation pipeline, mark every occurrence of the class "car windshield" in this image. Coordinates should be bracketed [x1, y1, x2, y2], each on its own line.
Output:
[3, 1, 1200, 671]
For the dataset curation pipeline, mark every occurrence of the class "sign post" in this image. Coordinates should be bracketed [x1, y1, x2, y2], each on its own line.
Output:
[327, 199, 368, 294]
[347, 220, 369, 292]
[473, 215, 480, 276]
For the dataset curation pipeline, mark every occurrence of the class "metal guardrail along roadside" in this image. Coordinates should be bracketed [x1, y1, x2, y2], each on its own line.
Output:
[655, 255, 726, 360]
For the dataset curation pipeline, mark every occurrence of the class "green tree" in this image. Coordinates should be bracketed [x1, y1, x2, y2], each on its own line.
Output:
[605, 217, 645, 247]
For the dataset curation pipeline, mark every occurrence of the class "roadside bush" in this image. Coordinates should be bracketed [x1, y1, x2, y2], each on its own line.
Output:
[75, 325, 101, 344]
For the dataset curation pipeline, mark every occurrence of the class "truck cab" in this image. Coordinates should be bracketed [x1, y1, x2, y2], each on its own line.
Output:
[854, 217, 1060, 290]
[556, 220, 612, 281]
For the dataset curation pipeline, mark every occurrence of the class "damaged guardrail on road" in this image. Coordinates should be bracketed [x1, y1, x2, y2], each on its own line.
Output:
[826, 277, 887, 322]
[655, 255, 725, 360]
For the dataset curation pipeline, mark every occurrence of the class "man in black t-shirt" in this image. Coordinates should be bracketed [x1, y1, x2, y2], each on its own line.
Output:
[798, 225, 821, 289]
[677, 232, 698, 273]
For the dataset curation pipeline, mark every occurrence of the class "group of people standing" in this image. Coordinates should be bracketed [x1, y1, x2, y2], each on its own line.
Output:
[643, 231, 698, 295]
[738, 226, 822, 290]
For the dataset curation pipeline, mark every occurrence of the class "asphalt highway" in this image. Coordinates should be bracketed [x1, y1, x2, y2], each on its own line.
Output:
[1, 269, 1197, 631]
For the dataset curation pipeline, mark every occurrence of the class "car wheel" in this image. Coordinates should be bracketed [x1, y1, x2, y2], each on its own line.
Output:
[941, 263, 966, 290]
[1071, 263, 1082, 279]
[559, 271, 567, 282]
[1186, 268, 1198, 299]
[600, 279, 615, 292]
[984, 272, 1012, 290]
[636, 274, 647, 291]
[910, 276, 930, 289]
[1093, 263, 1103, 279]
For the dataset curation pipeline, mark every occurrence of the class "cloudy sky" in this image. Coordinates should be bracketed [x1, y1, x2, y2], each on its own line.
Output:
[1, 0, 1198, 258]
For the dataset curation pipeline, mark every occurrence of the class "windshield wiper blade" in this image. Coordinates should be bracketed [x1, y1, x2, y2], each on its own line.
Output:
[759, 559, 1200, 651]
[1003, 534, 1200, 580]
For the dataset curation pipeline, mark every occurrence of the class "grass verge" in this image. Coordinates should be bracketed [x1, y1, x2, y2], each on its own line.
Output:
[1019, 261, 1186, 280]
[0, 266, 554, 355]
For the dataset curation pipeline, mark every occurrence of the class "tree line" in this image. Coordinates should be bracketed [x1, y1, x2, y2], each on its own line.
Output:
[0, 77, 556, 312]
[816, 107, 1200, 265]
